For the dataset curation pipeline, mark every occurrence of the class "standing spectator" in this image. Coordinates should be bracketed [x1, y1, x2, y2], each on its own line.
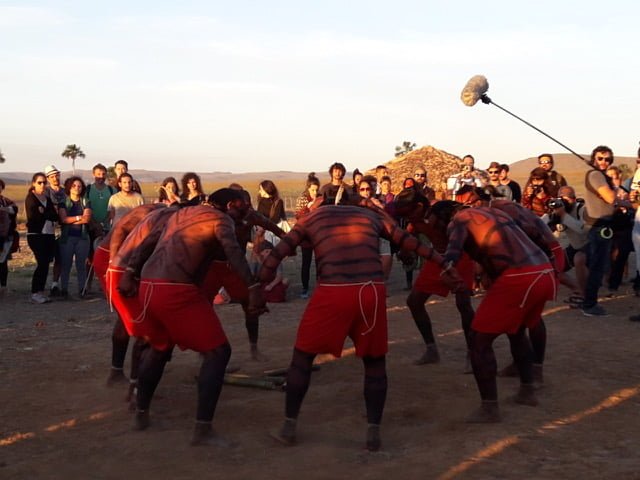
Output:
[256, 240, 289, 302]
[113, 159, 143, 194]
[398, 178, 420, 290]
[379, 175, 395, 207]
[351, 168, 363, 195]
[630, 147, 640, 300]
[487, 162, 513, 200]
[375, 165, 389, 195]
[108, 173, 145, 228]
[499, 164, 521, 203]
[358, 178, 393, 281]
[58, 176, 92, 298]
[295, 173, 320, 299]
[604, 166, 634, 294]
[0, 178, 18, 296]
[413, 165, 436, 201]
[25, 173, 58, 304]
[44, 164, 66, 297]
[446, 155, 484, 200]
[319, 162, 350, 204]
[537, 154, 567, 197]
[180, 172, 207, 206]
[522, 168, 552, 217]
[86, 163, 115, 237]
[582, 145, 631, 316]
[157, 177, 181, 205]
[257, 179, 286, 245]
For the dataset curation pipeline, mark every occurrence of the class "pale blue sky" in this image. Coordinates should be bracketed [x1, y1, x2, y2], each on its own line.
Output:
[1, 1, 638, 174]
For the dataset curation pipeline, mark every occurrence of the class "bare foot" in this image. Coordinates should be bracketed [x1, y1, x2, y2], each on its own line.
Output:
[465, 401, 501, 423]
[106, 368, 129, 386]
[413, 344, 440, 365]
[250, 345, 268, 362]
[514, 384, 539, 406]
[133, 410, 150, 430]
[269, 418, 296, 446]
[366, 424, 381, 452]
[191, 423, 236, 447]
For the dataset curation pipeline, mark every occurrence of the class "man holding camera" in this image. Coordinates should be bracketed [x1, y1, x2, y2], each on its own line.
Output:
[542, 186, 589, 304]
[447, 155, 485, 200]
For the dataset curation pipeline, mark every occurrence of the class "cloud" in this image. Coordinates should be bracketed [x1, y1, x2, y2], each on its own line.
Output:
[0, 6, 70, 28]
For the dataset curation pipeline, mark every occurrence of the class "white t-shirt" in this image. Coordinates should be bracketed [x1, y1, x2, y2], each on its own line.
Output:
[108, 192, 144, 226]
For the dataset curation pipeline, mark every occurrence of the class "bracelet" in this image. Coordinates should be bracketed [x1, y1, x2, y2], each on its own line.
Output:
[76, 215, 81, 222]
[439, 261, 453, 276]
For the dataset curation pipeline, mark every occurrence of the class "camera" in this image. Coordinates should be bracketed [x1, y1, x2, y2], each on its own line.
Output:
[547, 214, 566, 232]
[548, 198, 564, 210]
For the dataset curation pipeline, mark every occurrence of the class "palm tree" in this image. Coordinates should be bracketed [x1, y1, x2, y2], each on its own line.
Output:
[61, 144, 86, 174]
[394, 141, 417, 157]
[0, 149, 5, 163]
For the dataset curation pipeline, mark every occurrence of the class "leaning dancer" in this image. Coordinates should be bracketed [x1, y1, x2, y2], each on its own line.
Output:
[437, 202, 556, 422]
[118, 192, 265, 445]
[259, 198, 460, 451]
[93, 203, 166, 386]
[394, 189, 475, 367]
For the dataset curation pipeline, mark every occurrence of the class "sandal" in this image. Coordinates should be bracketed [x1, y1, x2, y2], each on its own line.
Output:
[563, 295, 584, 309]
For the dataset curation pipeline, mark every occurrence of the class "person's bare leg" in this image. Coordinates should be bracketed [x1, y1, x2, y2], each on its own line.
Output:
[363, 356, 387, 451]
[107, 317, 130, 385]
[406, 290, 439, 364]
[466, 330, 501, 423]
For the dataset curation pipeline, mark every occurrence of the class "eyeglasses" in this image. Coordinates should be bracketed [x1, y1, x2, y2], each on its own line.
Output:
[538, 160, 552, 165]
[488, 170, 499, 174]
[359, 187, 372, 192]
[414, 173, 426, 177]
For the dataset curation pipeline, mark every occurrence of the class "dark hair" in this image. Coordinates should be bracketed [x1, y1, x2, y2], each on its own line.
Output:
[181, 172, 204, 195]
[92, 163, 107, 173]
[590, 145, 614, 166]
[29, 172, 46, 192]
[380, 175, 392, 184]
[402, 177, 416, 190]
[228, 182, 244, 190]
[537, 153, 554, 164]
[499, 163, 509, 172]
[0, 178, 5, 190]
[362, 174, 377, 186]
[430, 200, 463, 225]
[158, 177, 180, 202]
[114, 159, 128, 169]
[352, 168, 362, 184]
[64, 176, 86, 196]
[488, 161, 501, 171]
[637, 141, 640, 158]
[462, 154, 474, 162]
[259, 180, 280, 199]
[328, 162, 346, 176]
[118, 172, 133, 182]
[526, 167, 551, 195]
[394, 186, 430, 212]
[208, 188, 243, 211]
[305, 172, 320, 190]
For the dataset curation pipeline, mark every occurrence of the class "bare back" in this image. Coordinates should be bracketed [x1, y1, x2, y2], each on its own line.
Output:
[140, 205, 252, 285]
[490, 199, 556, 256]
[444, 207, 549, 279]
[108, 204, 166, 255]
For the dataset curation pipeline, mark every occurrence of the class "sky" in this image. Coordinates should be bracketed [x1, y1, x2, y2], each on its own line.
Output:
[1, 0, 639, 174]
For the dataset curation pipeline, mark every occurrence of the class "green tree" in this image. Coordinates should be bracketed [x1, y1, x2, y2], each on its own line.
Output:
[395, 141, 417, 157]
[61, 144, 86, 174]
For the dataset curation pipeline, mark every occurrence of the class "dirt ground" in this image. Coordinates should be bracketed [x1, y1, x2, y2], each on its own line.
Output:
[1, 241, 640, 480]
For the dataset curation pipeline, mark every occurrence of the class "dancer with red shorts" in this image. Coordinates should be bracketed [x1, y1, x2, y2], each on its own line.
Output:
[394, 188, 475, 367]
[259, 198, 460, 451]
[436, 202, 556, 422]
[456, 185, 566, 384]
[95, 203, 166, 386]
[118, 189, 265, 445]
[202, 188, 285, 361]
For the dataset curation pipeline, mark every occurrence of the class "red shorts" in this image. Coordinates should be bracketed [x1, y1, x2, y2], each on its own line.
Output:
[139, 279, 228, 353]
[105, 267, 147, 337]
[296, 282, 388, 358]
[414, 253, 475, 297]
[472, 263, 556, 335]
[200, 261, 249, 302]
[93, 245, 110, 293]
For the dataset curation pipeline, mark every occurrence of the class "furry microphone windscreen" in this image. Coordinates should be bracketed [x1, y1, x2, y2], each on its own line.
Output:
[460, 75, 489, 107]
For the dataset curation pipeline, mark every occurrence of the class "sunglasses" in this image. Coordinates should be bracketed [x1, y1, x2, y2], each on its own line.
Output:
[488, 170, 499, 174]
[414, 173, 426, 177]
[538, 160, 552, 165]
[595, 157, 612, 162]
[359, 187, 372, 192]
[36, 181, 47, 185]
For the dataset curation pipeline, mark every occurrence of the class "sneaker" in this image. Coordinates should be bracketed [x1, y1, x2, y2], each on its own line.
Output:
[582, 304, 608, 317]
[50, 285, 60, 297]
[31, 293, 49, 304]
[299, 290, 309, 299]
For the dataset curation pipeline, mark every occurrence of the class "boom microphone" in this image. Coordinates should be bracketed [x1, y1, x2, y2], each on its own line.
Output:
[460, 75, 589, 164]
[460, 75, 489, 107]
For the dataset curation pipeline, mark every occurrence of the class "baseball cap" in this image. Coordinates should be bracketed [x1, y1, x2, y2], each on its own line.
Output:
[44, 165, 60, 177]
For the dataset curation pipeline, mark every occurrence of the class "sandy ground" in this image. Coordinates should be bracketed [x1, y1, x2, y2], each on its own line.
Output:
[1, 240, 640, 480]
